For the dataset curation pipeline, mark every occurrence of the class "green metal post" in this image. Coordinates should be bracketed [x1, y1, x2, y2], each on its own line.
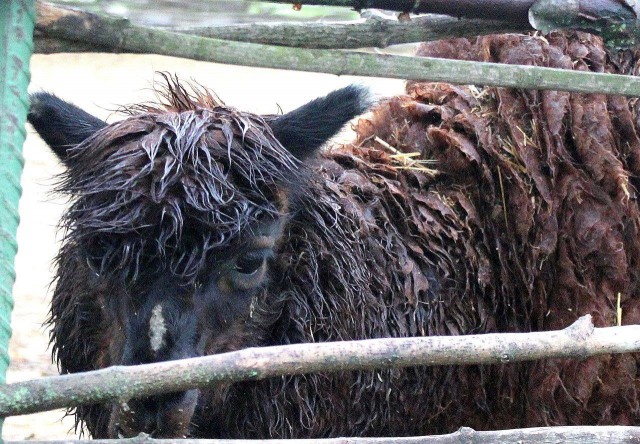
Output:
[0, 0, 35, 435]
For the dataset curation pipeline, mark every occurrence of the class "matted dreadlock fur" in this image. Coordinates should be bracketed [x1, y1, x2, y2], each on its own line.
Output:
[31, 75, 370, 437]
[45, 75, 313, 435]
[57, 74, 300, 283]
[190, 32, 640, 437]
[27, 33, 640, 438]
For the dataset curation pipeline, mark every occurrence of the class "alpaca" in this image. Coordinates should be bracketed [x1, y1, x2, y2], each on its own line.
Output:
[28, 31, 640, 438]
[29, 79, 375, 437]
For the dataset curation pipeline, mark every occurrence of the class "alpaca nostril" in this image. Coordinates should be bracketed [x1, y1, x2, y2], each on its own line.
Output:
[115, 424, 125, 439]
[153, 389, 198, 438]
[113, 398, 159, 437]
[110, 389, 198, 438]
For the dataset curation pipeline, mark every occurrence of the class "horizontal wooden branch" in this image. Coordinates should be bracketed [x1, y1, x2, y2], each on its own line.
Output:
[34, 0, 640, 54]
[257, 0, 536, 23]
[34, 5, 533, 52]
[34, 16, 529, 53]
[5, 425, 640, 443]
[259, 0, 640, 50]
[260, 0, 635, 25]
[34, 2, 640, 97]
[0, 315, 638, 418]
[170, 15, 530, 49]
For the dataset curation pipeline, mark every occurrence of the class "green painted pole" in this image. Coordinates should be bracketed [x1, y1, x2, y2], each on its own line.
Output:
[0, 0, 35, 436]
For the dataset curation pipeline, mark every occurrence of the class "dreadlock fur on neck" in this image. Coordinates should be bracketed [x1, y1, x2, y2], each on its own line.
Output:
[56, 73, 302, 284]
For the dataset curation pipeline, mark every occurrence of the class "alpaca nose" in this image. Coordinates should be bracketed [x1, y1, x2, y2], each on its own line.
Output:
[153, 389, 199, 438]
[111, 390, 198, 438]
[111, 398, 155, 437]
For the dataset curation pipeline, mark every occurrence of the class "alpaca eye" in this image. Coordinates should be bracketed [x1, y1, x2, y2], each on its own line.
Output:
[225, 249, 271, 291]
[234, 252, 266, 276]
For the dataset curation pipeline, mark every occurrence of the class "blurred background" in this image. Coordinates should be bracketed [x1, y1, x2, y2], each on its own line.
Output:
[48, 0, 359, 26]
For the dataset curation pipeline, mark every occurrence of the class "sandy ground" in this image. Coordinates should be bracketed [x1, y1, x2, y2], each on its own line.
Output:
[3, 52, 405, 440]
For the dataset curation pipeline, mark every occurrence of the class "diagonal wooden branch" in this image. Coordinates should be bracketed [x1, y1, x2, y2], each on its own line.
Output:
[34, 2, 640, 97]
[0, 315, 638, 418]
[4, 425, 640, 443]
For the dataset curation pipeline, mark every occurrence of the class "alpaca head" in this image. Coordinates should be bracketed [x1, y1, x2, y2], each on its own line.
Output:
[29, 76, 371, 437]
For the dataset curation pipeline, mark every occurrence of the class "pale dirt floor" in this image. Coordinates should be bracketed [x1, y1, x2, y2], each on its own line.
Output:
[3, 53, 405, 440]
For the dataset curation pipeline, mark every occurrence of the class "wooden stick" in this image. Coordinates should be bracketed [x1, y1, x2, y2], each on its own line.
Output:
[0, 315, 638, 418]
[250, 0, 536, 23]
[259, 0, 635, 27]
[35, 13, 531, 52]
[168, 15, 529, 50]
[5, 425, 640, 443]
[33, 2, 640, 97]
[245, 0, 640, 51]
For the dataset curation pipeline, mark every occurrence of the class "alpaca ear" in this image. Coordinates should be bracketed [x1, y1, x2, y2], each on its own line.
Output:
[267, 85, 372, 160]
[28, 92, 108, 163]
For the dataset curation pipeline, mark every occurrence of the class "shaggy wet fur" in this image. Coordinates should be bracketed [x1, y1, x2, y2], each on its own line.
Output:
[32, 79, 372, 437]
[32, 32, 640, 438]
[43, 81, 307, 435]
[58, 87, 300, 283]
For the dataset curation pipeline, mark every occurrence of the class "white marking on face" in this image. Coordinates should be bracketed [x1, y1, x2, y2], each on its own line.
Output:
[149, 303, 167, 353]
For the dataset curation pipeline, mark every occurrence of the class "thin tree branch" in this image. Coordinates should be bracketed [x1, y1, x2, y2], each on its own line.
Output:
[259, 0, 635, 24]
[4, 426, 640, 443]
[259, 0, 535, 23]
[0, 315, 638, 418]
[171, 15, 531, 50]
[261, 0, 640, 49]
[34, 0, 640, 53]
[33, 14, 531, 53]
[33, 2, 640, 97]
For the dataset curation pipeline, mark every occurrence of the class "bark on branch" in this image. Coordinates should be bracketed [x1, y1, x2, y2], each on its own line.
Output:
[257, 0, 537, 23]
[34, 6, 532, 52]
[0, 315, 638, 418]
[4, 426, 640, 443]
[262, 0, 640, 49]
[172, 15, 530, 50]
[33, 2, 640, 97]
[262, 0, 634, 24]
[34, 17, 528, 53]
